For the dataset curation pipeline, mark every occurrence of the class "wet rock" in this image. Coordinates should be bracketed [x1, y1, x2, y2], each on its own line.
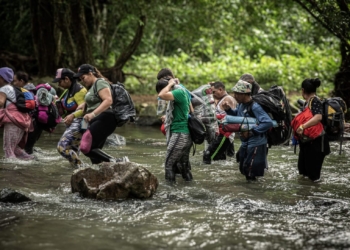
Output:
[136, 105, 161, 126]
[105, 133, 126, 147]
[71, 162, 158, 200]
[0, 188, 31, 203]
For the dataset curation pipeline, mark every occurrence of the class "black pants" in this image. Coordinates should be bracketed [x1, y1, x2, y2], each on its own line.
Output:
[298, 135, 330, 181]
[81, 111, 118, 164]
[25, 119, 43, 154]
[203, 134, 234, 164]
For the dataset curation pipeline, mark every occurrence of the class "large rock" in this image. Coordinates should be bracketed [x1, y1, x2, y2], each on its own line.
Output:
[136, 105, 161, 126]
[0, 188, 31, 203]
[71, 162, 158, 200]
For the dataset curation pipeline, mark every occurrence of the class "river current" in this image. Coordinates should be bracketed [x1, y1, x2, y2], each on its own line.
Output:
[0, 123, 349, 249]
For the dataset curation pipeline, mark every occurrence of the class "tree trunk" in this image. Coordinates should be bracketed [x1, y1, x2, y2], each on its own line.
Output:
[101, 15, 146, 83]
[30, 0, 59, 77]
[70, 0, 94, 67]
[334, 42, 350, 119]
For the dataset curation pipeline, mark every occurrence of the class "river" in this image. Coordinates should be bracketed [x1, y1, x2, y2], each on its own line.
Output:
[0, 123, 349, 249]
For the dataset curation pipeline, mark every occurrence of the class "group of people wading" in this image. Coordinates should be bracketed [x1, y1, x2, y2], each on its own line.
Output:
[0, 66, 330, 183]
[156, 68, 330, 183]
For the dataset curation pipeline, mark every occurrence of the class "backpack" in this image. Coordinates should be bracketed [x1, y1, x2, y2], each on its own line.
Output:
[321, 97, 346, 142]
[188, 113, 207, 144]
[35, 84, 61, 132]
[191, 85, 218, 143]
[11, 86, 36, 113]
[94, 80, 136, 127]
[309, 96, 346, 155]
[247, 85, 293, 147]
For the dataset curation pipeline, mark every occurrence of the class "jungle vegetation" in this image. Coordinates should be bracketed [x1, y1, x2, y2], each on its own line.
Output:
[0, 0, 349, 113]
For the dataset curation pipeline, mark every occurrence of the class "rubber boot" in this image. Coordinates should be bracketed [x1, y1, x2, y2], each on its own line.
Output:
[85, 148, 114, 164]
[181, 162, 193, 181]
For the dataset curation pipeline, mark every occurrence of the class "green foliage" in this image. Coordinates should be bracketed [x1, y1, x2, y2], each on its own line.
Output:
[124, 42, 339, 97]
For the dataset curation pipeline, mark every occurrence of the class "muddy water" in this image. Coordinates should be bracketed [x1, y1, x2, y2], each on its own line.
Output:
[0, 124, 349, 249]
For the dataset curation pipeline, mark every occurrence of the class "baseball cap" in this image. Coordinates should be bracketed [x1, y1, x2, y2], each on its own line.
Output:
[73, 64, 95, 78]
[52, 68, 75, 83]
[231, 80, 252, 93]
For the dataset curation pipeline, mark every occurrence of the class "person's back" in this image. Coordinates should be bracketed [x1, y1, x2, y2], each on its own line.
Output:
[0, 67, 34, 160]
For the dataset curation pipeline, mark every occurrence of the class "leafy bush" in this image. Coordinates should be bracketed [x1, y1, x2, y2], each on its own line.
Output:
[123, 43, 339, 98]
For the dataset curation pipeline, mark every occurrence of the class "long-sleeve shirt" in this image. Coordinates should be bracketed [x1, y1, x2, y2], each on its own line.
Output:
[226, 102, 273, 147]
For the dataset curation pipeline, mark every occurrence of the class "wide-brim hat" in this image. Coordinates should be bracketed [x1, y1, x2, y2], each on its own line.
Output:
[231, 80, 252, 93]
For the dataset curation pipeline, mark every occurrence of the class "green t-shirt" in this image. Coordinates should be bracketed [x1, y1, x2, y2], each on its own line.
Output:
[85, 79, 110, 113]
[171, 88, 190, 133]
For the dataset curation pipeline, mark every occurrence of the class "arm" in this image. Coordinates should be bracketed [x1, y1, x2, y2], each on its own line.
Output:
[296, 114, 322, 135]
[158, 79, 177, 101]
[84, 87, 113, 122]
[220, 96, 236, 110]
[251, 103, 274, 135]
[63, 90, 86, 125]
[0, 92, 6, 108]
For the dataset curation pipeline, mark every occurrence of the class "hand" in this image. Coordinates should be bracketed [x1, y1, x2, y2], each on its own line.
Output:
[76, 102, 86, 111]
[83, 113, 95, 122]
[161, 115, 165, 123]
[297, 126, 304, 136]
[222, 101, 231, 111]
[168, 78, 179, 87]
[240, 131, 254, 139]
[63, 113, 74, 126]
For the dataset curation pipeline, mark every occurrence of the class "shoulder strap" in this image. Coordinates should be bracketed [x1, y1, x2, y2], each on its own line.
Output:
[93, 78, 106, 100]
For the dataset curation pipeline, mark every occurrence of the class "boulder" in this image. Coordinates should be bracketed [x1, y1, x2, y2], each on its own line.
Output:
[71, 162, 158, 200]
[136, 105, 161, 126]
[105, 133, 126, 147]
[0, 188, 31, 203]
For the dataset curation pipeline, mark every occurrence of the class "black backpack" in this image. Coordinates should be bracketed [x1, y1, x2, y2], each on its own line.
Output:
[188, 113, 207, 156]
[94, 80, 136, 127]
[322, 97, 346, 142]
[247, 85, 293, 147]
[188, 113, 207, 144]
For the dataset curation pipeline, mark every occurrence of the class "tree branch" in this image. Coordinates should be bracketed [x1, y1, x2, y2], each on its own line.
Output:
[293, 0, 350, 50]
[114, 15, 146, 70]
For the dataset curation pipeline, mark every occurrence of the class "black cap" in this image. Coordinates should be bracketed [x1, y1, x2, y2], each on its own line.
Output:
[73, 64, 95, 78]
[52, 68, 75, 83]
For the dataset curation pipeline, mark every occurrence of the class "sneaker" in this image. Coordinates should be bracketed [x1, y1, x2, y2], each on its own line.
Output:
[313, 178, 322, 183]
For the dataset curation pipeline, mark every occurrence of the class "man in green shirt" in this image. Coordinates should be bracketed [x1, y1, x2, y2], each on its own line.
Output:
[156, 77, 193, 182]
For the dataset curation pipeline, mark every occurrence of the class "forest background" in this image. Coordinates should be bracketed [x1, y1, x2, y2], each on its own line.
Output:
[0, 0, 349, 117]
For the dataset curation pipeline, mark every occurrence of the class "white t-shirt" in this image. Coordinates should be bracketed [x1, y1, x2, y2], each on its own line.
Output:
[0, 84, 16, 107]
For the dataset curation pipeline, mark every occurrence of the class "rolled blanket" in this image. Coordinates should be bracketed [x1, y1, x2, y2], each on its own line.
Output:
[222, 123, 258, 132]
[223, 115, 257, 124]
[223, 115, 278, 127]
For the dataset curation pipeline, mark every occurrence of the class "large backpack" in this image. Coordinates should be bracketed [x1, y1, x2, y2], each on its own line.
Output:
[191, 85, 217, 144]
[35, 84, 61, 132]
[321, 97, 346, 142]
[11, 86, 36, 113]
[94, 80, 136, 127]
[247, 85, 293, 147]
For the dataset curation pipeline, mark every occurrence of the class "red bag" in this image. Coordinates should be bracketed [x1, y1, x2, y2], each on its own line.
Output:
[291, 107, 324, 140]
[160, 123, 166, 135]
